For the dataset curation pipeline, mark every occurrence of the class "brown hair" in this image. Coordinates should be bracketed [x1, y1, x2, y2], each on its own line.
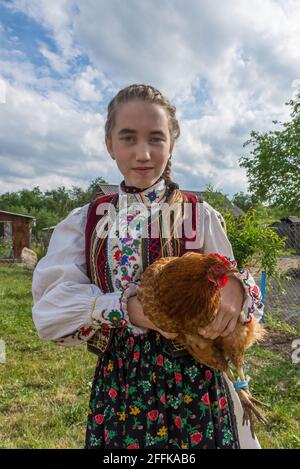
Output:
[105, 83, 188, 248]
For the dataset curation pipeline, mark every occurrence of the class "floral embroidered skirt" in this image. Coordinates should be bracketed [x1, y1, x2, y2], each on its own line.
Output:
[85, 328, 240, 449]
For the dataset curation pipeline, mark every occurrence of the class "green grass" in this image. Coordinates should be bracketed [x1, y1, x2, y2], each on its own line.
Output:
[0, 264, 96, 448]
[244, 347, 300, 449]
[0, 264, 299, 448]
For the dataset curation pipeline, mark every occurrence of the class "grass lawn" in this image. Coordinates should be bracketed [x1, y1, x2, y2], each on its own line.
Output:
[0, 264, 299, 449]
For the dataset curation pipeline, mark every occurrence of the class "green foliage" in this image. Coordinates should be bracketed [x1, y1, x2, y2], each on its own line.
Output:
[230, 191, 294, 224]
[30, 243, 46, 261]
[0, 240, 13, 258]
[240, 91, 300, 215]
[231, 191, 261, 213]
[0, 177, 108, 242]
[204, 184, 242, 214]
[224, 209, 285, 277]
[204, 184, 285, 277]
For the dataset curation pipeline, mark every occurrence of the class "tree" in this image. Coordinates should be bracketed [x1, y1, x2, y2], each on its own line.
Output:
[240, 90, 300, 215]
[87, 176, 109, 201]
[231, 192, 261, 213]
[0, 176, 109, 242]
[204, 184, 236, 214]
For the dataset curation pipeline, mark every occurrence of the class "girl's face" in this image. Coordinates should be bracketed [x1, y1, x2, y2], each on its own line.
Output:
[106, 100, 174, 189]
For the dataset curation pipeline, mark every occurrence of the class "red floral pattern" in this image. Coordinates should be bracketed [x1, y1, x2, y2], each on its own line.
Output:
[85, 328, 239, 449]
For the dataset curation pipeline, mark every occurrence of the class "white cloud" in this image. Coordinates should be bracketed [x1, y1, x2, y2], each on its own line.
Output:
[39, 44, 69, 75]
[7, 0, 81, 59]
[0, 78, 121, 194]
[1, 0, 300, 197]
[73, 66, 103, 102]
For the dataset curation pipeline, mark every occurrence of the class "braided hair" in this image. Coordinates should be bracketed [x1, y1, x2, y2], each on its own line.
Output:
[105, 83, 188, 249]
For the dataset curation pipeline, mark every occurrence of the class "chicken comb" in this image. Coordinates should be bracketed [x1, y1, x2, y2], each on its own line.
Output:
[208, 253, 233, 267]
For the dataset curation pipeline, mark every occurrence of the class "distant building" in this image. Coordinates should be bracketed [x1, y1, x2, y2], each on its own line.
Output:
[0, 210, 35, 259]
[270, 216, 300, 255]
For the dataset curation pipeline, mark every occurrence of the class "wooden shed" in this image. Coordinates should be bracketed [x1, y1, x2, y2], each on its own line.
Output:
[0, 210, 35, 259]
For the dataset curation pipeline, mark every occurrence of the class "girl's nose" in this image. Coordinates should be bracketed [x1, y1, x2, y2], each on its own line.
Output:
[135, 143, 151, 161]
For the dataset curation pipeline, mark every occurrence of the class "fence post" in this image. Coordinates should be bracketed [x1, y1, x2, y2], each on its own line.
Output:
[260, 271, 266, 323]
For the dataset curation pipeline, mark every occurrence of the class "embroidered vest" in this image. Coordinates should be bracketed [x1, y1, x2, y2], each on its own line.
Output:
[85, 191, 203, 356]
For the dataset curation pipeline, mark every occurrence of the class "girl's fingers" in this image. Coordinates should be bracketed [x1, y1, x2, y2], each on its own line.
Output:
[198, 302, 242, 339]
[205, 319, 231, 340]
[220, 318, 237, 337]
[198, 309, 228, 338]
[163, 332, 178, 339]
[209, 309, 225, 332]
[158, 329, 178, 339]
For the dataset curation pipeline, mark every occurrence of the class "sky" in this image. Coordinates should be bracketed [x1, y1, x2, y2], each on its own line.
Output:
[0, 0, 300, 197]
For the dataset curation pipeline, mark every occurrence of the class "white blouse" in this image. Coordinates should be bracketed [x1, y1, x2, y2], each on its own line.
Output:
[32, 183, 264, 347]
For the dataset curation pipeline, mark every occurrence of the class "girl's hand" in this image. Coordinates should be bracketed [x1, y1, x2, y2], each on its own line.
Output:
[127, 295, 178, 340]
[198, 275, 244, 340]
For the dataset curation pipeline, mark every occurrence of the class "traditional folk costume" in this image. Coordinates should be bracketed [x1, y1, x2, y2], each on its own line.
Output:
[32, 177, 264, 449]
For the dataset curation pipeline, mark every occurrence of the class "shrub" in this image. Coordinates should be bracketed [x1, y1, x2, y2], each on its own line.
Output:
[224, 209, 286, 278]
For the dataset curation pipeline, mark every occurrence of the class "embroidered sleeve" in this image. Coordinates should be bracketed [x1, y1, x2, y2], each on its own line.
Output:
[32, 204, 145, 348]
[233, 268, 264, 323]
[88, 281, 147, 335]
[52, 291, 126, 347]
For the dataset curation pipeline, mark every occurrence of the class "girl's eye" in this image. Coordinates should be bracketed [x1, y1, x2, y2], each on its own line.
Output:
[120, 136, 164, 143]
[151, 138, 164, 142]
[121, 136, 135, 142]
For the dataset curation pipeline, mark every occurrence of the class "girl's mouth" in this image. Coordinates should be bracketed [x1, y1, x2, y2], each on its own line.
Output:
[133, 168, 153, 173]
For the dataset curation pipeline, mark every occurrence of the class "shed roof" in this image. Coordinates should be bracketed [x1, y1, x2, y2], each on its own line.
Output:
[97, 184, 119, 195]
[0, 209, 35, 220]
[42, 226, 56, 231]
[282, 216, 300, 223]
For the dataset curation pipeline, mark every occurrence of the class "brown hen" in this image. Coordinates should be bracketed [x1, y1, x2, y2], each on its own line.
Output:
[137, 251, 268, 435]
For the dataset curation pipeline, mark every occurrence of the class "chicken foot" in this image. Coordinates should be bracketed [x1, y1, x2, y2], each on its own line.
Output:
[226, 368, 269, 439]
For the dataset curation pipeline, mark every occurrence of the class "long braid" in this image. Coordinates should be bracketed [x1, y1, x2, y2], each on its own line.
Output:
[162, 158, 172, 186]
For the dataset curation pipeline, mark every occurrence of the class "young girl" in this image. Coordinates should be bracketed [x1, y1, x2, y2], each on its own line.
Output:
[32, 84, 264, 449]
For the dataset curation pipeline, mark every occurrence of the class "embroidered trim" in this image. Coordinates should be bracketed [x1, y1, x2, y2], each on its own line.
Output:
[119, 281, 148, 335]
[89, 297, 98, 322]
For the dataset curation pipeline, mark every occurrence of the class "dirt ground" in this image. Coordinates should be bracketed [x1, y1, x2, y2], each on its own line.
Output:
[250, 256, 300, 329]
[261, 328, 299, 360]
[277, 256, 300, 271]
[264, 274, 300, 329]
